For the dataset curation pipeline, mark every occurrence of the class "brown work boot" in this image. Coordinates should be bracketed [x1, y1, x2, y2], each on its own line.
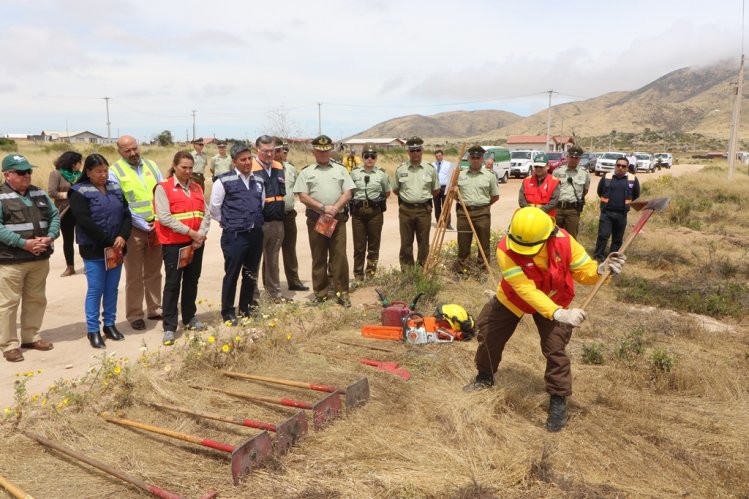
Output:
[3, 349, 24, 362]
[21, 340, 54, 351]
[60, 265, 76, 277]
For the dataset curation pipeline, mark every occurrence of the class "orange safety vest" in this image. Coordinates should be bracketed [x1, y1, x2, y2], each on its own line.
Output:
[522, 174, 560, 218]
[154, 178, 205, 245]
[498, 230, 575, 315]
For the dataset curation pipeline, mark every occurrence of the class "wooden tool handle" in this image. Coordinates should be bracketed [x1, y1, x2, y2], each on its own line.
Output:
[0, 473, 33, 499]
[222, 371, 339, 394]
[197, 385, 313, 410]
[149, 402, 276, 432]
[24, 431, 184, 499]
[102, 414, 234, 453]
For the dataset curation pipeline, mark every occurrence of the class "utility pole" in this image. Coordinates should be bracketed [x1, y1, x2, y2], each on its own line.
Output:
[317, 102, 322, 135]
[727, 54, 744, 178]
[191, 110, 197, 141]
[545, 90, 555, 152]
[103, 97, 111, 139]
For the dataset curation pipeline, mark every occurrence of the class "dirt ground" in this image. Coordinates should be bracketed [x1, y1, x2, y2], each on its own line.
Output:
[0, 164, 703, 407]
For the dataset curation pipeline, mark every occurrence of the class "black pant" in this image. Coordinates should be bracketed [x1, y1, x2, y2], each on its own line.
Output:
[594, 210, 627, 261]
[434, 185, 450, 225]
[161, 243, 204, 332]
[60, 210, 76, 265]
[220, 228, 263, 318]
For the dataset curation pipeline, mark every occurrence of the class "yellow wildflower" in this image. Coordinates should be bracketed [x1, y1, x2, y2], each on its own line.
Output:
[113, 366, 122, 375]
[37, 369, 43, 374]
[63, 398, 69, 406]
[41, 398, 48, 407]
[31, 394, 39, 402]
[3, 408, 11, 415]
[221, 344, 230, 353]
[286, 334, 292, 341]
[267, 320, 276, 328]
[207, 335, 216, 343]
[164, 365, 172, 372]
[234, 335, 242, 342]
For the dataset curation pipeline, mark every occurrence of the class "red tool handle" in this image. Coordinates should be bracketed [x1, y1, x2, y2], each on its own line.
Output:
[103, 414, 235, 453]
[222, 371, 341, 394]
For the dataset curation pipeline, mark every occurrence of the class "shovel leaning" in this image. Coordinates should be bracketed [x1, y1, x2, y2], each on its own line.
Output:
[146, 401, 307, 456]
[24, 432, 218, 499]
[581, 197, 671, 310]
[194, 385, 342, 430]
[221, 371, 370, 410]
[102, 413, 272, 485]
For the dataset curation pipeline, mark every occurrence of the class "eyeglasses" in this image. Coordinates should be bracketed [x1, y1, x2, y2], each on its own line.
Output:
[469, 155, 483, 159]
[615, 164, 628, 168]
[409, 148, 423, 153]
[9, 170, 31, 176]
[363, 153, 377, 159]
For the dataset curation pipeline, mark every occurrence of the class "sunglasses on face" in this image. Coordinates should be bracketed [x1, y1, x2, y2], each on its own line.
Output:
[469, 155, 483, 159]
[409, 148, 422, 153]
[363, 153, 377, 159]
[615, 164, 628, 168]
[10, 170, 31, 176]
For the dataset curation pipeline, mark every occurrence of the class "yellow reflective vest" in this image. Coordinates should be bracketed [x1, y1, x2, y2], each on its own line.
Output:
[109, 158, 160, 221]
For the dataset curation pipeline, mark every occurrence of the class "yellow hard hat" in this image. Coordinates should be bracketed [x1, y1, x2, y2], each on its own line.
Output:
[507, 207, 556, 255]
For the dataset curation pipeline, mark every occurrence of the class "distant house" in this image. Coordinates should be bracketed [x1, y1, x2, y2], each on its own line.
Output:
[341, 137, 406, 151]
[1, 133, 31, 140]
[38, 130, 113, 144]
[507, 135, 575, 152]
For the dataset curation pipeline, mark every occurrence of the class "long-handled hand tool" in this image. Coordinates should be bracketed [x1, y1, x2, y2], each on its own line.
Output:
[23, 432, 217, 499]
[102, 413, 272, 486]
[0, 472, 33, 499]
[146, 402, 307, 456]
[193, 386, 341, 431]
[221, 371, 370, 410]
[581, 197, 671, 310]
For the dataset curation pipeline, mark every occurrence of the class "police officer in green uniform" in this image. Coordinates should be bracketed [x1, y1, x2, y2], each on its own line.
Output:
[293, 135, 355, 307]
[552, 144, 590, 238]
[274, 138, 308, 291]
[455, 145, 499, 273]
[210, 140, 233, 182]
[350, 144, 392, 281]
[393, 136, 440, 270]
[190, 138, 208, 190]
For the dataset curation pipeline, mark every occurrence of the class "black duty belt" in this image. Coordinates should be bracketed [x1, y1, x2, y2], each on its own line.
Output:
[558, 201, 581, 209]
[457, 204, 489, 211]
[352, 200, 380, 208]
[400, 200, 430, 207]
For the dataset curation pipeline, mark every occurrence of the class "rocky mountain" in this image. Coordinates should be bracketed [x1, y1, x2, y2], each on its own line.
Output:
[352, 110, 522, 140]
[352, 60, 743, 142]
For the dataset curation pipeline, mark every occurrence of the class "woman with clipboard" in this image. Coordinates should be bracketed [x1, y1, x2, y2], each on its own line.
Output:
[69, 154, 131, 349]
[153, 151, 211, 346]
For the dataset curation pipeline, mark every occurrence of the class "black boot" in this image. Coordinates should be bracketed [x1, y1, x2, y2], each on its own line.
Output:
[103, 325, 125, 341]
[88, 332, 106, 349]
[546, 395, 568, 432]
[463, 372, 495, 392]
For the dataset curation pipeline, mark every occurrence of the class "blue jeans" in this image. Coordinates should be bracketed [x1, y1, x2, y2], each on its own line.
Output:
[83, 258, 123, 333]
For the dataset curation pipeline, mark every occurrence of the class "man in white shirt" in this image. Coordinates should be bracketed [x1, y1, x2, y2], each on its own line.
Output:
[432, 149, 454, 229]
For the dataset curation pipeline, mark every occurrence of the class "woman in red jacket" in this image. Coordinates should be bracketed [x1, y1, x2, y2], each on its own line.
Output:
[153, 151, 211, 345]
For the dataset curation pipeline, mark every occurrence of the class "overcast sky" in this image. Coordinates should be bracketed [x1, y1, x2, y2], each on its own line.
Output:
[0, 0, 744, 142]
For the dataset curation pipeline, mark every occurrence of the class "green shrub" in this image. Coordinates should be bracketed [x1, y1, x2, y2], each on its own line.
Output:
[615, 329, 648, 362]
[43, 143, 72, 154]
[0, 138, 18, 152]
[650, 348, 676, 373]
[581, 342, 606, 365]
[370, 265, 444, 306]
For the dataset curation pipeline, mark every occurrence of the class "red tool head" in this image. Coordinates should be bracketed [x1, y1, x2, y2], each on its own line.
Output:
[274, 412, 308, 456]
[345, 378, 370, 410]
[311, 391, 342, 431]
[230, 431, 273, 485]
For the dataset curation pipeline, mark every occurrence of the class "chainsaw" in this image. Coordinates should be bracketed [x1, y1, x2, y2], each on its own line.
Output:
[402, 312, 455, 345]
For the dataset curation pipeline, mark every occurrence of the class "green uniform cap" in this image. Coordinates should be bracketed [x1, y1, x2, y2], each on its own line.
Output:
[567, 144, 583, 157]
[467, 145, 485, 157]
[406, 136, 424, 150]
[363, 143, 377, 155]
[311, 135, 334, 151]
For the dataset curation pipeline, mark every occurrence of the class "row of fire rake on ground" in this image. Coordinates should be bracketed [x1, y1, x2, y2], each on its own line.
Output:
[1, 371, 371, 499]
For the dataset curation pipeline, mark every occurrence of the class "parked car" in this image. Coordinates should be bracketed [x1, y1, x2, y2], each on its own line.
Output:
[594, 151, 627, 176]
[580, 152, 598, 172]
[635, 152, 654, 173]
[545, 151, 567, 172]
[654, 153, 672, 168]
[460, 146, 512, 183]
[509, 150, 545, 178]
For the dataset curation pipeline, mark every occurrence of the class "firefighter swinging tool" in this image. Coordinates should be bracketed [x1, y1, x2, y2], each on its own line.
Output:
[193, 385, 342, 431]
[221, 371, 370, 410]
[145, 401, 308, 456]
[24, 432, 219, 498]
[102, 413, 272, 486]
